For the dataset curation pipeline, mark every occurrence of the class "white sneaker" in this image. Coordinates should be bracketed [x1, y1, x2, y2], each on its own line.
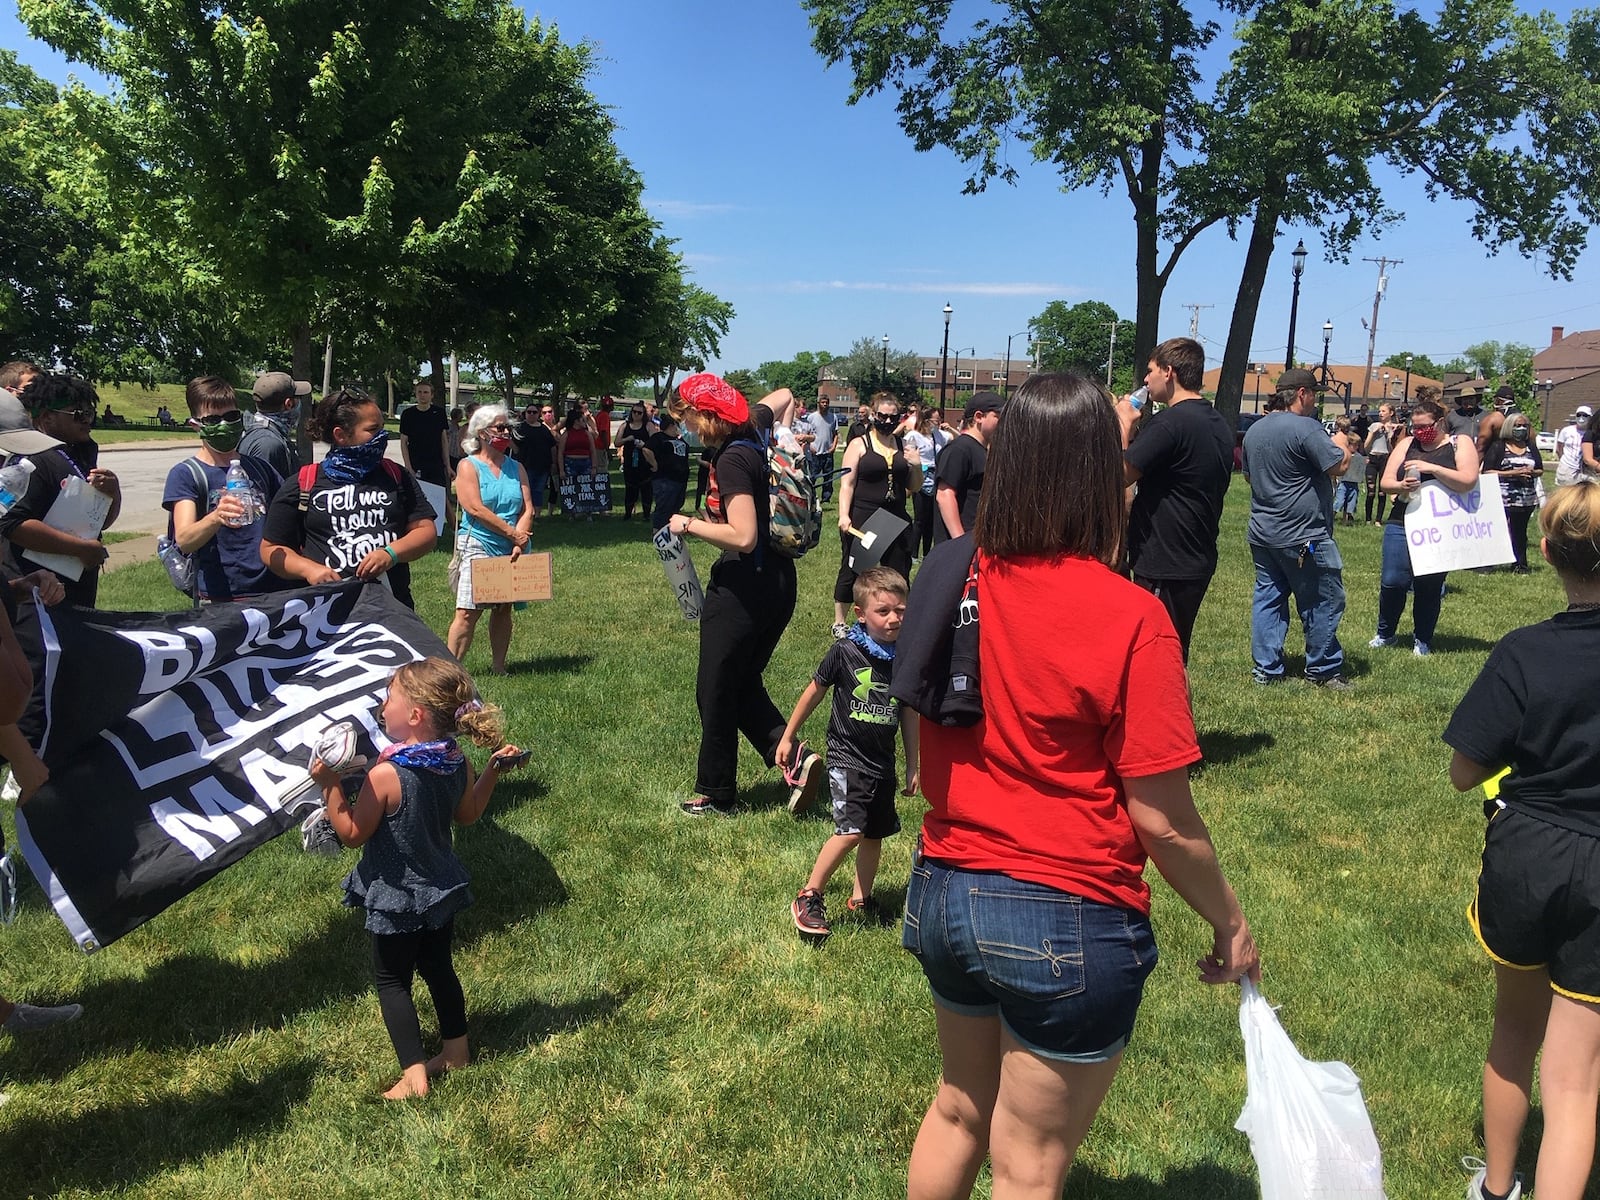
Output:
[1368, 635, 1396, 648]
[1463, 1156, 1522, 1200]
[1414, 640, 1431, 657]
[830, 622, 849, 640]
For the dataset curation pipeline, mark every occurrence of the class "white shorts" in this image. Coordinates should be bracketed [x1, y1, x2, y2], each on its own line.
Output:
[453, 534, 508, 610]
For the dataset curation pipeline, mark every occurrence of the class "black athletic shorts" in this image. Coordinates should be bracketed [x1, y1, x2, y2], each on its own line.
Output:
[828, 765, 901, 840]
[1469, 807, 1600, 1003]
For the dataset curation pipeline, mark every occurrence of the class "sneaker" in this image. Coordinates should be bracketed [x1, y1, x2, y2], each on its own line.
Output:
[1250, 672, 1283, 687]
[1413, 640, 1431, 657]
[1309, 674, 1354, 691]
[785, 745, 824, 816]
[830, 622, 849, 640]
[2, 1001, 83, 1034]
[1463, 1156, 1522, 1200]
[1368, 635, 1396, 648]
[792, 887, 830, 936]
[300, 810, 342, 856]
[679, 795, 735, 817]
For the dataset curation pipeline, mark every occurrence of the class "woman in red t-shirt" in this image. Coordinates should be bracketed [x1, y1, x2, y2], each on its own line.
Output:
[904, 372, 1259, 1200]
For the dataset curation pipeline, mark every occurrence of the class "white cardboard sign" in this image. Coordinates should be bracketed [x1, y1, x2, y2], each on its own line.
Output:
[1403, 479, 1515, 574]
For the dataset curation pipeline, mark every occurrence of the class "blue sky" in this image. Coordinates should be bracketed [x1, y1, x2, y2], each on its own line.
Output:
[6, 0, 1595, 379]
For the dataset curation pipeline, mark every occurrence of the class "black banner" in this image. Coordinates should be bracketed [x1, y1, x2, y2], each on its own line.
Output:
[14, 582, 450, 951]
[558, 470, 612, 514]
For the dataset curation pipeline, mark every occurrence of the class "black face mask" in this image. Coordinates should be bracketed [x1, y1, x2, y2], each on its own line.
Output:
[873, 414, 898, 432]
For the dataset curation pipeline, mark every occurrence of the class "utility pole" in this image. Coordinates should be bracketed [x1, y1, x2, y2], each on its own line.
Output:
[1182, 303, 1213, 340]
[1359, 256, 1400, 404]
[1103, 319, 1126, 387]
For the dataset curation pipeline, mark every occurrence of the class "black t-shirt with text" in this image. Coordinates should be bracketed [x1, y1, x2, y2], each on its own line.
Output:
[647, 431, 691, 485]
[932, 434, 986, 544]
[1443, 608, 1600, 837]
[261, 463, 436, 609]
[1124, 398, 1235, 579]
[399, 404, 450, 483]
[815, 638, 900, 777]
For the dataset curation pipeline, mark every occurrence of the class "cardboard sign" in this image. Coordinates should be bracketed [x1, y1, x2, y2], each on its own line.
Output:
[1402, 479, 1515, 574]
[470, 552, 554, 604]
[418, 480, 448, 537]
[559, 470, 612, 514]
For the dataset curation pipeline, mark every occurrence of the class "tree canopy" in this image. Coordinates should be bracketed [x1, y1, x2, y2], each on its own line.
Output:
[1029, 300, 1135, 387]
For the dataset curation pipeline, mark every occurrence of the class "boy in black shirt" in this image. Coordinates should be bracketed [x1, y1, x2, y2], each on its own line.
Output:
[777, 567, 919, 937]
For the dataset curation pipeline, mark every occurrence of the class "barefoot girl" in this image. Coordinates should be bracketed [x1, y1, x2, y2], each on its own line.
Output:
[1445, 480, 1600, 1200]
[309, 657, 526, 1099]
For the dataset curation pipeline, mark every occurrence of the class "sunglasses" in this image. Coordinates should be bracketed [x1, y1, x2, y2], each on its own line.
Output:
[45, 405, 95, 422]
[195, 410, 245, 426]
[487, 422, 512, 431]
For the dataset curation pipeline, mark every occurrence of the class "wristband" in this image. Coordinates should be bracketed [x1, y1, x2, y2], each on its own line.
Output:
[383, 545, 398, 564]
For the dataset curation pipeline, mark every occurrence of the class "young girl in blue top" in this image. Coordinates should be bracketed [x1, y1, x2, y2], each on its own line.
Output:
[1444, 480, 1600, 1200]
[309, 657, 526, 1099]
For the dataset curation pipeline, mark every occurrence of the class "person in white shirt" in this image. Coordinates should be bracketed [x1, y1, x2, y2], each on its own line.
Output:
[1556, 404, 1592, 486]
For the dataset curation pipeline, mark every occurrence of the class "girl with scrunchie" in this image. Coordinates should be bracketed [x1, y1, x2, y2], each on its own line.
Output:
[308, 657, 526, 1099]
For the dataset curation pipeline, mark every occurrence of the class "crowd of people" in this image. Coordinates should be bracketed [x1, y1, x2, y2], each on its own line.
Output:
[0, 349, 1597, 1199]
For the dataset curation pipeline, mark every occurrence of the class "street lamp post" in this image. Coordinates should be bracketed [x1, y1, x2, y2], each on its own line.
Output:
[1254, 365, 1265, 410]
[1285, 239, 1308, 368]
[881, 333, 889, 384]
[1320, 319, 1335, 407]
[953, 347, 974, 402]
[939, 303, 952, 409]
[1403, 354, 1413, 401]
[1381, 371, 1390, 400]
[1543, 378, 1555, 430]
[1004, 330, 1030, 397]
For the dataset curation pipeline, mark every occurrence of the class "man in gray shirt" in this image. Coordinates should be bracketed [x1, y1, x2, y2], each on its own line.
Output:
[797, 397, 839, 503]
[1240, 368, 1353, 689]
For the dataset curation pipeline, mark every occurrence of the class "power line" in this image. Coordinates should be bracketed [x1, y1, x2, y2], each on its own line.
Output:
[1181, 303, 1214, 340]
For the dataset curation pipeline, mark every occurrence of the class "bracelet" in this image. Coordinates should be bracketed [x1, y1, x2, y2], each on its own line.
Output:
[383, 545, 398, 564]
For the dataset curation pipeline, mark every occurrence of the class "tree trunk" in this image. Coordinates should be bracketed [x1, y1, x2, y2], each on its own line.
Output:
[1132, 189, 1163, 375]
[291, 321, 314, 461]
[1215, 197, 1285, 425]
[427, 339, 447, 408]
[501, 360, 516, 405]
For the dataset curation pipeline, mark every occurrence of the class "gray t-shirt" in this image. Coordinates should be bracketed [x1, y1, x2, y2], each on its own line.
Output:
[800, 410, 836, 454]
[1241, 413, 1343, 547]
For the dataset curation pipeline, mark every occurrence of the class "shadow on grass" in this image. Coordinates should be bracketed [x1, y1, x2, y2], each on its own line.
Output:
[504, 653, 595, 677]
[470, 989, 627, 1062]
[473, 771, 549, 816]
[1195, 729, 1275, 770]
[739, 778, 795, 815]
[1062, 1162, 1258, 1198]
[527, 519, 657, 552]
[0, 1057, 315, 1196]
[1427, 632, 1499, 654]
[456, 818, 569, 940]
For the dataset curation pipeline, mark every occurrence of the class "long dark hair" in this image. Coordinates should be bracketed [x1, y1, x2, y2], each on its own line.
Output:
[973, 372, 1123, 564]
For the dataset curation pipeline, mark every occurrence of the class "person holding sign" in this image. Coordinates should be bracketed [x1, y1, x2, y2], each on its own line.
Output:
[833, 391, 919, 639]
[665, 373, 797, 817]
[1372, 397, 1480, 657]
[446, 405, 533, 676]
[557, 407, 605, 518]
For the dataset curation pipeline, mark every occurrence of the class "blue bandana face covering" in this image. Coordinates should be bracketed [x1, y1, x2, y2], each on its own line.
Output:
[379, 738, 465, 776]
[254, 409, 296, 439]
[321, 430, 390, 483]
[847, 622, 896, 661]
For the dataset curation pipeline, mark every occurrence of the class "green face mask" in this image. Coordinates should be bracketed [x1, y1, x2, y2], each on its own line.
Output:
[196, 413, 244, 452]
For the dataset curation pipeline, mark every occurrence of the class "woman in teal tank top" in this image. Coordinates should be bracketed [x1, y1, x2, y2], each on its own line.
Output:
[446, 405, 534, 674]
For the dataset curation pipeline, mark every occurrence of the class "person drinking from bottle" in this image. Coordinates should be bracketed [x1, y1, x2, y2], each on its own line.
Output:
[163, 376, 292, 604]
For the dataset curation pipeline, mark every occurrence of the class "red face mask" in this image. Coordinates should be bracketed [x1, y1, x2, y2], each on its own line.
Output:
[1412, 424, 1439, 447]
[489, 435, 512, 452]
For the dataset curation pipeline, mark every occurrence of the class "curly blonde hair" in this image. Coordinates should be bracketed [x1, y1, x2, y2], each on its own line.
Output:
[390, 657, 505, 748]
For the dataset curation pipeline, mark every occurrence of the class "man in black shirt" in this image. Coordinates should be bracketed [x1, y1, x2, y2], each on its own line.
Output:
[512, 401, 559, 516]
[398, 381, 451, 487]
[1121, 337, 1234, 660]
[932, 391, 1003, 544]
[642, 412, 692, 531]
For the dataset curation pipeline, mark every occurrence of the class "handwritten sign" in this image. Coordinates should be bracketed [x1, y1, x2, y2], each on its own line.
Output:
[470, 553, 553, 604]
[559, 470, 612, 514]
[652, 527, 703, 621]
[1403, 479, 1514, 574]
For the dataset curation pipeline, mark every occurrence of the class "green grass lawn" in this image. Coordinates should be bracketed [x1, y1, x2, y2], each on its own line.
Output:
[0, 488, 1588, 1199]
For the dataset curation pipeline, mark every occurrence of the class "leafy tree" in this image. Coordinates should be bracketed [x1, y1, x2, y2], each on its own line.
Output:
[758, 350, 835, 402]
[1029, 300, 1134, 383]
[722, 369, 761, 398]
[647, 281, 735, 404]
[831, 336, 922, 407]
[1462, 341, 1503, 379]
[1382, 351, 1443, 382]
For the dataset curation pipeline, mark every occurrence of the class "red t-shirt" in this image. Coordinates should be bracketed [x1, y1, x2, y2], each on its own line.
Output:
[918, 552, 1200, 914]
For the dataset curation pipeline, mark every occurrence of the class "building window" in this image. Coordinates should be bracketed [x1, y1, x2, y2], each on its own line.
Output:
[957, 369, 973, 381]
[920, 368, 936, 379]
[991, 371, 1003, 381]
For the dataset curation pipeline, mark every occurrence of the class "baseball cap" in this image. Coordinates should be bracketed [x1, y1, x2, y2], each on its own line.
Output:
[1577, 405, 1593, 419]
[964, 391, 1005, 419]
[1274, 368, 1319, 393]
[0, 388, 62, 455]
[252, 371, 313, 406]
[677, 373, 749, 423]
[1494, 383, 1515, 400]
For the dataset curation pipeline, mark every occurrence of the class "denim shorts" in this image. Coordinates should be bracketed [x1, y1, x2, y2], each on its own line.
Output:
[902, 857, 1158, 1062]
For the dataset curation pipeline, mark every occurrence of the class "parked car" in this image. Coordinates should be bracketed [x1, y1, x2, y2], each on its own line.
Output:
[1537, 429, 1557, 454]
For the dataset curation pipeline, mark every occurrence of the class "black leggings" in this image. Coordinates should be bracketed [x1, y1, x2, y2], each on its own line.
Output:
[371, 918, 467, 1069]
[1365, 455, 1389, 524]
[912, 489, 938, 557]
[623, 469, 653, 518]
[1507, 504, 1537, 569]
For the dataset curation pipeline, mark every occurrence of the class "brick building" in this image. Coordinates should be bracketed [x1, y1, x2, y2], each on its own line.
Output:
[817, 355, 1032, 409]
[1532, 326, 1600, 429]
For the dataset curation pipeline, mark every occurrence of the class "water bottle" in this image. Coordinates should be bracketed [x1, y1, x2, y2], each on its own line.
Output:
[0, 457, 35, 517]
[223, 460, 255, 527]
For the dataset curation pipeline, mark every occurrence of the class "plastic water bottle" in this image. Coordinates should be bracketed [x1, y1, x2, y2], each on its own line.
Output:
[223, 460, 255, 527]
[0, 458, 35, 518]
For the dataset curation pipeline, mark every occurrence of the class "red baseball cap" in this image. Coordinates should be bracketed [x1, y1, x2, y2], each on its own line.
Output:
[678, 373, 748, 423]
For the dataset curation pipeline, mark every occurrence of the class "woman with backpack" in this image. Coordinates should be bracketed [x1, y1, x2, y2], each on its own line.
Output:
[260, 388, 437, 610]
[832, 391, 920, 639]
[663, 373, 797, 817]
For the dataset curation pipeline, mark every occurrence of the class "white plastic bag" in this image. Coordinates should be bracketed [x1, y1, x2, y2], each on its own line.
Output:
[1236, 980, 1386, 1199]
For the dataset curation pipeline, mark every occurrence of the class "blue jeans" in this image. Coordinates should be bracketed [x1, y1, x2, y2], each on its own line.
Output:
[902, 857, 1157, 1063]
[650, 477, 687, 531]
[1376, 521, 1446, 643]
[525, 470, 550, 512]
[805, 451, 834, 503]
[1335, 480, 1359, 518]
[1249, 539, 1346, 681]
